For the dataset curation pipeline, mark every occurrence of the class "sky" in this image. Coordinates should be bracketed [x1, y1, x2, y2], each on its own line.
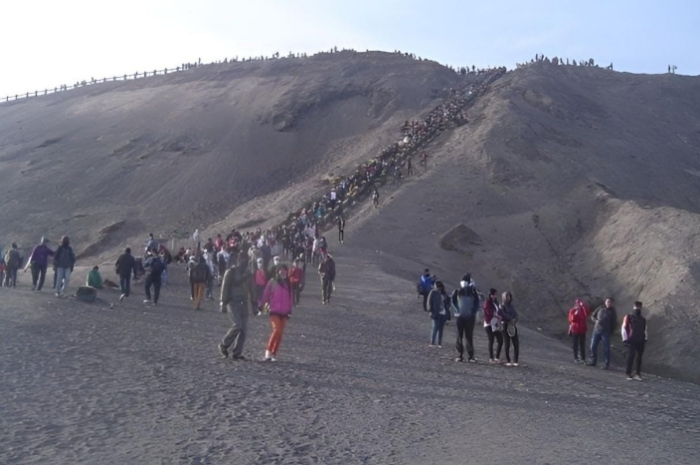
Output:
[1, 0, 699, 98]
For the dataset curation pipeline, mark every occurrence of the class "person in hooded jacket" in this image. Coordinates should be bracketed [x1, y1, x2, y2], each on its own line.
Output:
[451, 274, 479, 362]
[54, 236, 76, 297]
[483, 288, 504, 363]
[501, 291, 519, 366]
[25, 237, 54, 291]
[568, 299, 590, 363]
[260, 264, 294, 361]
[417, 269, 434, 312]
[427, 281, 451, 347]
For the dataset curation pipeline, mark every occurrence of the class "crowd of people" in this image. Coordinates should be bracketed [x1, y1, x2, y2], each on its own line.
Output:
[417, 270, 648, 380]
[516, 53, 614, 70]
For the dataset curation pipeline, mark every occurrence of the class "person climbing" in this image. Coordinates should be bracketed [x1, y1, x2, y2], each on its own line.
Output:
[25, 237, 54, 291]
[337, 215, 346, 244]
[372, 186, 379, 208]
[427, 281, 451, 347]
[87, 266, 103, 289]
[219, 252, 253, 360]
[483, 288, 504, 364]
[115, 247, 136, 301]
[54, 236, 76, 298]
[192, 255, 212, 310]
[3, 243, 22, 288]
[143, 250, 165, 305]
[622, 301, 647, 381]
[568, 299, 590, 363]
[318, 253, 336, 305]
[500, 291, 519, 366]
[452, 274, 479, 362]
[260, 264, 294, 362]
[588, 298, 618, 369]
[417, 269, 434, 312]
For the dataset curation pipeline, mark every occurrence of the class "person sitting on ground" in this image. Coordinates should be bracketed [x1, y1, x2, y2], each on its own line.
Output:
[87, 266, 103, 289]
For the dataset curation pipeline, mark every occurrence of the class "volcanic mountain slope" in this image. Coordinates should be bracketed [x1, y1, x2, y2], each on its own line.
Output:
[0, 51, 471, 256]
[341, 64, 700, 381]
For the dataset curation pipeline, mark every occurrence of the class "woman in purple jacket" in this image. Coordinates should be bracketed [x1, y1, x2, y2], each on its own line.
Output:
[260, 265, 293, 362]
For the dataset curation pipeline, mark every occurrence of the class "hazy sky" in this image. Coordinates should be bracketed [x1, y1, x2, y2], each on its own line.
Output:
[2, 0, 698, 97]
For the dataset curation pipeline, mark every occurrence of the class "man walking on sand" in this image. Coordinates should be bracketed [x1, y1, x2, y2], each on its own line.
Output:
[191, 256, 211, 310]
[318, 253, 336, 305]
[115, 247, 136, 301]
[25, 237, 54, 291]
[588, 298, 618, 369]
[219, 252, 253, 360]
[622, 301, 647, 381]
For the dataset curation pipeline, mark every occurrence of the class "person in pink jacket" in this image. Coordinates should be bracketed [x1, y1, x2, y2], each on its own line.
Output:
[260, 264, 293, 362]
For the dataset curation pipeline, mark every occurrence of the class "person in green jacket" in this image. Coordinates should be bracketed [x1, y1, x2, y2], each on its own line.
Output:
[87, 266, 103, 289]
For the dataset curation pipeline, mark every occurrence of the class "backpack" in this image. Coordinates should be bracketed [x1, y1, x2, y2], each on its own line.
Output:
[627, 313, 646, 343]
[149, 257, 165, 275]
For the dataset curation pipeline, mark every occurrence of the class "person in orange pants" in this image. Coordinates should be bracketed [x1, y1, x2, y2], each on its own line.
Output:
[191, 256, 211, 310]
[259, 265, 293, 361]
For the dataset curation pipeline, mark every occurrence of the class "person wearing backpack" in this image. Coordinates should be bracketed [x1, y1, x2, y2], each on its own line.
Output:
[427, 281, 451, 347]
[260, 265, 294, 362]
[451, 274, 479, 362]
[143, 250, 165, 305]
[3, 243, 22, 288]
[622, 301, 647, 381]
[54, 236, 76, 298]
[192, 255, 212, 310]
[483, 288, 504, 364]
[568, 299, 590, 363]
[588, 298, 618, 369]
[417, 269, 434, 312]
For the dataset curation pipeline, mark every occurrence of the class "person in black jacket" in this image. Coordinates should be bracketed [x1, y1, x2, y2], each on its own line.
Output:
[588, 298, 618, 369]
[143, 250, 165, 305]
[427, 281, 451, 347]
[115, 248, 136, 301]
[622, 301, 647, 381]
[54, 236, 76, 297]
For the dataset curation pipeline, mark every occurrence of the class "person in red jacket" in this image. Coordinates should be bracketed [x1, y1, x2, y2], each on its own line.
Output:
[568, 299, 590, 363]
[289, 259, 304, 306]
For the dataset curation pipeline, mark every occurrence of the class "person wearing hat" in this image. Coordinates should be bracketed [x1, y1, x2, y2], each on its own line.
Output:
[24, 237, 54, 291]
[451, 274, 480, 362]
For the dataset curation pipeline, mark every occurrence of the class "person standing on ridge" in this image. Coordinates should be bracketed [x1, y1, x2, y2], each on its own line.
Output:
[568, 299, 589, 363]
[219, 252, 253, 360]
[588, 298, 618, 369]
[500, 291, 519, 366]
[25, 237, 54, 291]
[483, 288, 504, 364]
[417, 269, 434, 312]
[54, 236, 76, 297]
[115, 247, 136, 301]
[318, 253, 336, 305]
[452, 275, 479, 362]
[622, 301, 647, 381]
[427, 281, 451, 347]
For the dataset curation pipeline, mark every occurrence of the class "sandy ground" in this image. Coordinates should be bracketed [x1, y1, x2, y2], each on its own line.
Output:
[2, 239, 699, 464]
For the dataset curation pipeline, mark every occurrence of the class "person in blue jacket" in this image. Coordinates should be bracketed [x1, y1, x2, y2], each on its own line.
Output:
[417, 269, 434, 312]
